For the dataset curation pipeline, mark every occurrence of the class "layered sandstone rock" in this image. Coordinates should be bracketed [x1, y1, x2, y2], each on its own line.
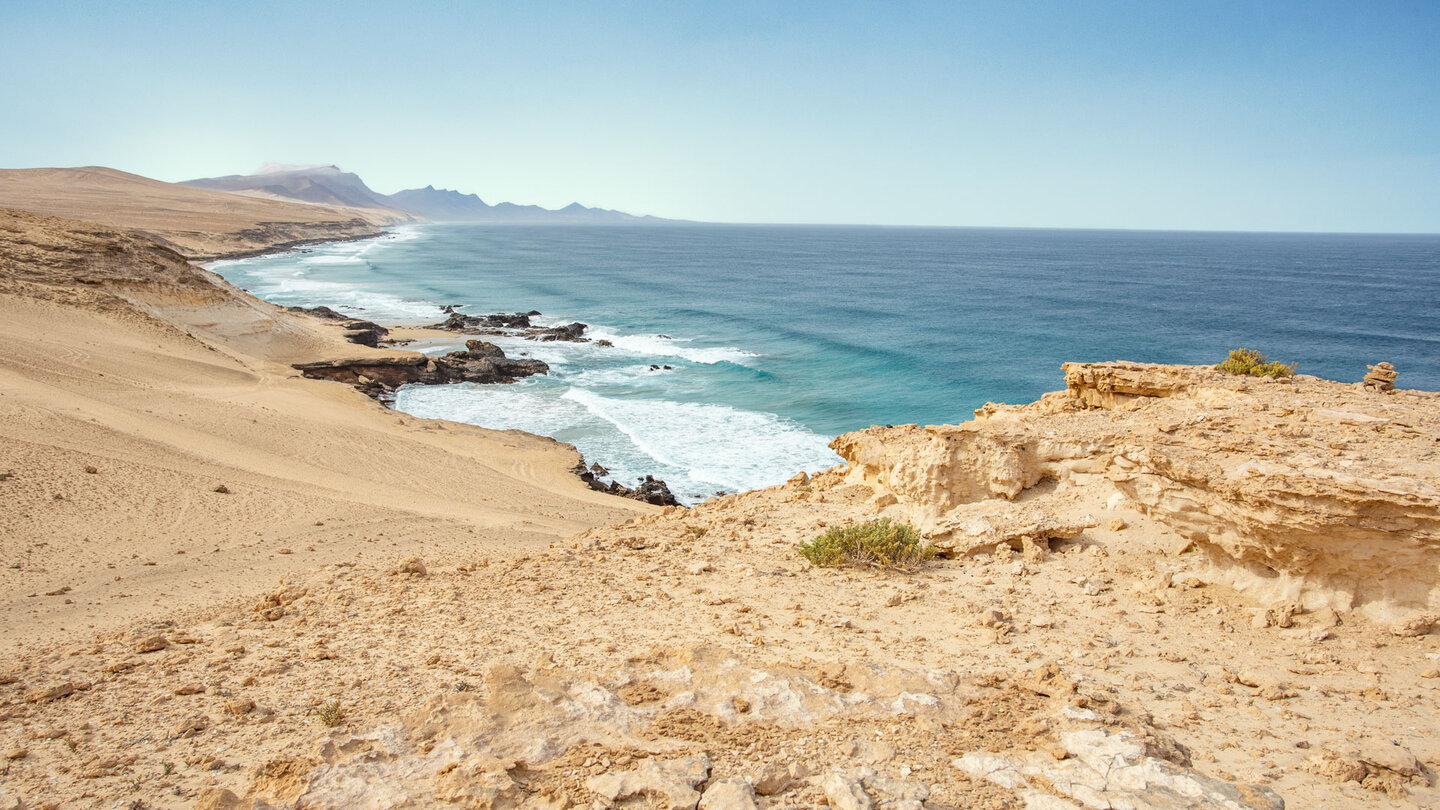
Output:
[831, 361, 1440, 619]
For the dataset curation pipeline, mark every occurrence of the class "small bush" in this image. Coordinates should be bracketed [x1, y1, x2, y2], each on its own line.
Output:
[316, 700, 346, 727]
[1216, 348, 1295, 378]
[800, 519, 935, 570]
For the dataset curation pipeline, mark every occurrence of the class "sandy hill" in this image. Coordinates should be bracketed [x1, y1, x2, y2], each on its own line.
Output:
[0, 206, 649, 652]
[0, 203, 1437, 809]
[0, 166, 402, 259]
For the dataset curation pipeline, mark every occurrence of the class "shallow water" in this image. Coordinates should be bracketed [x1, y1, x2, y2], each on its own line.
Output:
[211, 224, 1440, 503]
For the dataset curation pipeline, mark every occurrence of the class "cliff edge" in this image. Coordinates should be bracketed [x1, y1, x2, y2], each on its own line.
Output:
[834, 361, 1440, 620]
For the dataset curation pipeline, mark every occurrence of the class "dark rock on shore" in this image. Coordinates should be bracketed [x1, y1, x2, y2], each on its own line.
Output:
[572, 464, 680, 507]
[343, 320, 389, 348]
[289, 305, 348, 320]
[294, 341, 548, 399]
[464, 339, 506, 358]
[289, 305, 391, 347]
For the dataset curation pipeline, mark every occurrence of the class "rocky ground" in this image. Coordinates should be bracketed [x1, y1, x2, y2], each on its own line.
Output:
[3, 361, 1437, 808]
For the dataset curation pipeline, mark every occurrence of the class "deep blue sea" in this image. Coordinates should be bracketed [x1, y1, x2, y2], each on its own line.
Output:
[210, 224, 1440, 503]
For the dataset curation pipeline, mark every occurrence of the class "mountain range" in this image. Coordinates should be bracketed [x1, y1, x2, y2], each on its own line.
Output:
[181, 164, 668, 224]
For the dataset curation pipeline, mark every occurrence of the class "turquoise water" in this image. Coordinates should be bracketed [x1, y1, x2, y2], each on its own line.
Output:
[210, 224, 1440, 503]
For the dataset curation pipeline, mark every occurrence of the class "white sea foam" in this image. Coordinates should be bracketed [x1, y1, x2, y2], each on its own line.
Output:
[561, 388, 839, 494]
[393, 382, 840, 504]
[585, 327, 759, 366]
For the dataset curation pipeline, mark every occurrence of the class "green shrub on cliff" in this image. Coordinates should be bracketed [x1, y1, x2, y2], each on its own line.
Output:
[800, 518, 935, 570]
[1216, 348, 1295, 378]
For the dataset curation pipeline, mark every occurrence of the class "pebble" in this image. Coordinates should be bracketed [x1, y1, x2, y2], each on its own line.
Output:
[698, 777, 759, 810]
[133, 633, 168, 653]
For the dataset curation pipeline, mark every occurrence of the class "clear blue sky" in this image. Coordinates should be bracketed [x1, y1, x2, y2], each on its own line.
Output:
[3, 1, 1438, 231]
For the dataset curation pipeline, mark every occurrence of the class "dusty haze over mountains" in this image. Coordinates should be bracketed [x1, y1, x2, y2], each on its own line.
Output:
[182, 164, 670, 224]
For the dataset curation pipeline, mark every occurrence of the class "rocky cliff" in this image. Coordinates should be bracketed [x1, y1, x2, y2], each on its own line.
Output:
[832, 361, 1440, 620]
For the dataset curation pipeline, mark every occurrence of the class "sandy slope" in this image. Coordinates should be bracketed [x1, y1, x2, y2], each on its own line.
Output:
[0, 167, 403, 258]
[0, 208, 650, 657]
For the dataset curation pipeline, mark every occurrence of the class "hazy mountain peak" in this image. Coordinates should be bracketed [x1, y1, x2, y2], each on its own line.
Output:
[183, 164, 669, 223]
[254, 162, 341, 175]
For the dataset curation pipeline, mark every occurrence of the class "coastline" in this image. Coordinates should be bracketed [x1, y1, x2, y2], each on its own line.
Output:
[0, 208, 656, 657]
[191, 227, 392, 263]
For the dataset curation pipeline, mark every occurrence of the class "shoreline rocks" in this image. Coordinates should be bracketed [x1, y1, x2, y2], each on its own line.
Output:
[293, 340, 548, 398]
[288, 305, 391, 347]
[573, 462, 681, 506]
[423, 307, 595, 343]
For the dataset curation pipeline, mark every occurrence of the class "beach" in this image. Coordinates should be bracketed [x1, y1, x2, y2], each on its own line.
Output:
[0, 188, 1438, 808]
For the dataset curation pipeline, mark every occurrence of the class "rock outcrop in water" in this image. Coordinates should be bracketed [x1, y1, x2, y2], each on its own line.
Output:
[425, 308, 593, 343]
[294, 340, 548, 398]
[831, 361, 1440, 620]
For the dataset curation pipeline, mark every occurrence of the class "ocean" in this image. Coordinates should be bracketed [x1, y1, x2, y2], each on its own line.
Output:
[209, 224, 1440, 504]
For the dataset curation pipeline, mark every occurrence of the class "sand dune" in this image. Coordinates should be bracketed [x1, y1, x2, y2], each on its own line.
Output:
[0, 208, 650, 655]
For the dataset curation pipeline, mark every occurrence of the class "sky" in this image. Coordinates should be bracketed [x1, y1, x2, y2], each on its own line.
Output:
[2, 1, 1438, 232]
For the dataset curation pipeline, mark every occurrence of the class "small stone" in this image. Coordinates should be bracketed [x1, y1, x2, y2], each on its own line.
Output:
[24, 682, 75, 703]
[84, 465, 98, 474]
[224, 698, 256, 716]
[687, 561, 714, 575]
[171, 714, 208, 738]
[134, 633, 169, 653]
[192, 788, 247, 810]
[396, 557, 427, 576]
[1359, 740, 1422, 777]
[1258, 683, 1298, 701]
[1108, 518, 1127, 531]
[751, 763, 792, 795]
[213, 484, 230, 494]
[863, 772, 930, 804]
[174, 683, 203, 695]
[819, 772, 873, 810]
[1389, 613, 1437, 637]
[3, 747, 26, 760]
[698, 776, 759, 810]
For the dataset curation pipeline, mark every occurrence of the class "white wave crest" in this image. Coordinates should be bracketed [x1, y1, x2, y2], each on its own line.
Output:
[585, 328, 759, 366]
[392, 382, 840, 504]
[561, 388, 838, 492]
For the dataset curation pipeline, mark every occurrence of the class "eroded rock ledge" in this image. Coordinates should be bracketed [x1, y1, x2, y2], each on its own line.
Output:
[832, 361, 1440, 620]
